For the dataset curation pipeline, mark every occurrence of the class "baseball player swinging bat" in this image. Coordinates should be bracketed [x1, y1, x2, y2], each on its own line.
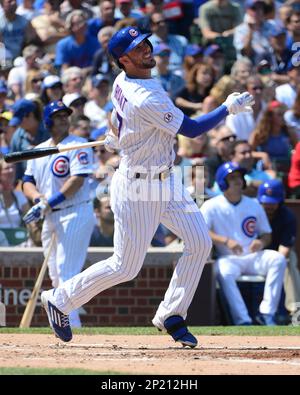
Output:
[4, 139, 106, 164]
[19, 234, 55, 328]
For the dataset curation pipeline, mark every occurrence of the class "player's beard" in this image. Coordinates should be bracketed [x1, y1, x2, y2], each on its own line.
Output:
[128, 53, 156, 69]
[141, 57, 156, 69]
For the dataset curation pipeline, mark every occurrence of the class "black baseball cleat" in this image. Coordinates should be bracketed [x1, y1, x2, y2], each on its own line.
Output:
[164, 315, 198, 348]
[41, 289, 72, 342]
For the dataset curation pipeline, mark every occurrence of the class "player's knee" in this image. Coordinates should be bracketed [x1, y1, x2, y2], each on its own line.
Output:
[265, 249, 287, 270]
[187, 231, 212, 257]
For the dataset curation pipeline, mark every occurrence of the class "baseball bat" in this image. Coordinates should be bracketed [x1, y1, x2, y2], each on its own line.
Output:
[19, 234, 55, 328]
[4, 139, 106, 164]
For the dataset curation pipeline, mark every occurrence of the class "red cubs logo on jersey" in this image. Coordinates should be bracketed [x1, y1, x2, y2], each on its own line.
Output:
[51, 156, 70, 177]
[129, 29, 138, 37]
[242, 216, 257, 238]
[164, 112, 173, 123]
[77, 151, 89, 165]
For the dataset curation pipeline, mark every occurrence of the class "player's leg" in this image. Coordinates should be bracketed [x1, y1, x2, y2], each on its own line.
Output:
[52, 202, 95, 327]
[41, 173, 164, 340]
[251, 250, 286, 324]
[153, 182, 212, 345]
[216, 255, 252, 325]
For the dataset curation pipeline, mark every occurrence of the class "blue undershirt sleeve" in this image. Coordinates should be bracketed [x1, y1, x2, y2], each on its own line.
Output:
[177, 105, 228, 138]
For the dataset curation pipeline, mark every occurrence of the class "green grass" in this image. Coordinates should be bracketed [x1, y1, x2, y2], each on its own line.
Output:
[0, 367, 124, 375]
[1, 326, 300, 336]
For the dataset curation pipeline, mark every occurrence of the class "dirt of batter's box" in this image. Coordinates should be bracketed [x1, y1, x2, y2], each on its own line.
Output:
[1, 334, 300, 375]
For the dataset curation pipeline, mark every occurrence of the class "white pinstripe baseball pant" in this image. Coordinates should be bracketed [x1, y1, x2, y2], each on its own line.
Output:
[49, 170, 212, 327]
[42, 202, 94, 327]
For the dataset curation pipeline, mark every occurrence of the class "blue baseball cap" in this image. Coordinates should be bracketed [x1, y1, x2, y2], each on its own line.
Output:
[0, 80, 8, 94]
[185, 44, 202, 57]
[92, 74, 109, 88]
[153, 43, 171, 56]
[9, 99, 36, 127]
[203, 44, 222, 57]
[108, 26, 152, 61]
[245, 0, 266, 9]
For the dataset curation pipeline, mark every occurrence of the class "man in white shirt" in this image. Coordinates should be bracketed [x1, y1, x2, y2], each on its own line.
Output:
[201, 161, 286, 325]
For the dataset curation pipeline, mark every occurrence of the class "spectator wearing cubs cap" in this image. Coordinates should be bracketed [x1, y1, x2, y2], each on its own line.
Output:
[182, 44, 203, 77]
[257, 179, 300, 320]
[203, 44, 225, 80]
[152, 43, 185, 100]
[9, 99, 49, 181]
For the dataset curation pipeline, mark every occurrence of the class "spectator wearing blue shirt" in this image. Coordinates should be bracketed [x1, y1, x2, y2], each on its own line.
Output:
[9, 99, 49, 181]
[0, 0, 42, 60]
[88, 0, 119, 38]
[55, 10, 100, 74]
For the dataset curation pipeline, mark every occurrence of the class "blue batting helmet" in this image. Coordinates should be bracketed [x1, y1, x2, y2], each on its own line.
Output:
[43, 100, 72, 129]
[216, 161, 247, 192]
[108, 26, 152, 62]
[257, 179, 284, 204]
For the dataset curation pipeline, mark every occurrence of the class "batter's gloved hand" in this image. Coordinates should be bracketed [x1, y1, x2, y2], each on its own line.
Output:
[104, 132, 120, 153]
[23, 200, 50, 224]
[223, 92, 255, 115]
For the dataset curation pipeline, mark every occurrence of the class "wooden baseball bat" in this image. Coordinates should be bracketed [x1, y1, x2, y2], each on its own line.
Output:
[19, 234, 55, 328]
[4, 139, 106, 164]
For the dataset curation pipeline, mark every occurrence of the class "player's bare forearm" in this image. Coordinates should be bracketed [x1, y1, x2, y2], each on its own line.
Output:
[249, 233, 271, 253]
[209, 230, 227, 245]
[60, 175, 85, 199]
[23, 181, 44, 203]
[209, 230, 243, 255]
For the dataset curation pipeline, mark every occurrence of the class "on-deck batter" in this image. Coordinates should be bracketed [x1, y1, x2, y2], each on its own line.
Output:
[41, 27, 254, 346]
[22, 101, 95, 328]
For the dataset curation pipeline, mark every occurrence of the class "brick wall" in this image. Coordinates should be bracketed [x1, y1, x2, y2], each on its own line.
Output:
[0, 247, 191, 327]
[0, 247, 216, 327]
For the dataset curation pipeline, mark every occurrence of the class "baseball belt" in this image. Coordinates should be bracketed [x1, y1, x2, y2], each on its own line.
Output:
[52, 200, 91, 212]
[133, 167, 173, 181]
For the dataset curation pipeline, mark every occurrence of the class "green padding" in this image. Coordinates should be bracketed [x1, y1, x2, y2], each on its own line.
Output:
[0, 228, 28, 246]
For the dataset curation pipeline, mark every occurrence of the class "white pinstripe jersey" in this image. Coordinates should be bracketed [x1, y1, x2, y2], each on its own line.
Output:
[200, 195, 272, 256]
[24, 135, 93, 209]
[111, 71, 184, 170]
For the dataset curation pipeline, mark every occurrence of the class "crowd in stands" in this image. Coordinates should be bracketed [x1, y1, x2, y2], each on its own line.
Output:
[1, 0, 300, 324]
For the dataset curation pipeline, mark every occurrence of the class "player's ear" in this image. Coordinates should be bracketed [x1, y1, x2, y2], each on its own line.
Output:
[118, 55, 129, 69]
